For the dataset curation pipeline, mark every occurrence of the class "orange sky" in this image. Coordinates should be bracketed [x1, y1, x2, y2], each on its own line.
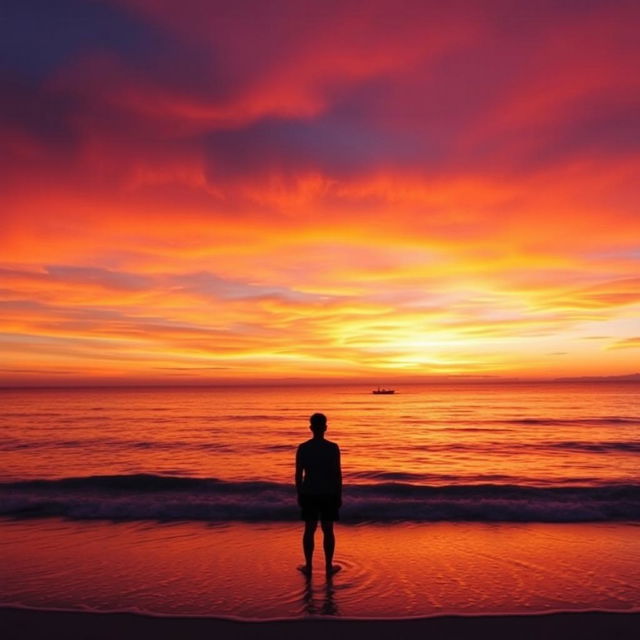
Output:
[1, 0, 639, 385]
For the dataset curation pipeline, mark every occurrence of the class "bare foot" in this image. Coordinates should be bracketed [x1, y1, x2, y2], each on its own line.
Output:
[326, 564, 342, 576]
[297, 565, 312, 576]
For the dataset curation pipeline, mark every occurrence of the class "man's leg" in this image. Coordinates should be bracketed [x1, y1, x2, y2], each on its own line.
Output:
[302, 520, 317, 573]
[321, 520, 336, 573]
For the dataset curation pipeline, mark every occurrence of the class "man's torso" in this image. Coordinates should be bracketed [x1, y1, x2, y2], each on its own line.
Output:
[298, 439, 340, 495]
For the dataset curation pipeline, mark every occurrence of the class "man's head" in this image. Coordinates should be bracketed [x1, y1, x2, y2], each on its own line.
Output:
[309, 412, 327, 436]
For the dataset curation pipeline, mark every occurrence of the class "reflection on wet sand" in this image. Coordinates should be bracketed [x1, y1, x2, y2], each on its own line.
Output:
[301, 574, 339, 616]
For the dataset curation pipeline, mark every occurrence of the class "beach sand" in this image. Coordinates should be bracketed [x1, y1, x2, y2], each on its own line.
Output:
[3, 607, 640, 640]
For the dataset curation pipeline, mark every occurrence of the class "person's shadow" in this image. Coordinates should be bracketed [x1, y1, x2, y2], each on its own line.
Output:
[301, 574, 339, 616]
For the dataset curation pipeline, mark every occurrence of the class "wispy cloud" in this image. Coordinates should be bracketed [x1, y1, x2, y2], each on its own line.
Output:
[608, 337, 640, 350]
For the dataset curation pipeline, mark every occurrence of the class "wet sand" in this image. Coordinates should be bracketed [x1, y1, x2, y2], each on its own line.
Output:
[3, 519, 639, 618]
[3, 607, 640, 640]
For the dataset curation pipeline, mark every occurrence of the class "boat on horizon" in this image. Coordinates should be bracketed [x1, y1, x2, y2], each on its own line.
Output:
[372, 387, 395, 395]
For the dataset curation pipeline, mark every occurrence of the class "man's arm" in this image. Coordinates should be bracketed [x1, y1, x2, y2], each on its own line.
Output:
[336, 445, 342, 507]
[295, 445, 304, 503]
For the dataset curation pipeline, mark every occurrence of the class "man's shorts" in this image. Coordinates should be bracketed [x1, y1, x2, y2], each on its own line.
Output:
[299, 493, 340, 522]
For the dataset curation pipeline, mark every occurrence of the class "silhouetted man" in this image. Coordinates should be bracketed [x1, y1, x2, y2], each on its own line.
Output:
[296, 412, 342, 576]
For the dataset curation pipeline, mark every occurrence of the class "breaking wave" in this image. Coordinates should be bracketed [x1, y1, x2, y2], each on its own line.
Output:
[1, 474, 639, 523]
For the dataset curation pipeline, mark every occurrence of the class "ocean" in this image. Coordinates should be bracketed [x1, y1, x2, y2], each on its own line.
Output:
[1, 382, 639, 618]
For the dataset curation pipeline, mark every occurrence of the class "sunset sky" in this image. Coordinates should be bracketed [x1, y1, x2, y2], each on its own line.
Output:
[1, 0, 639, 385]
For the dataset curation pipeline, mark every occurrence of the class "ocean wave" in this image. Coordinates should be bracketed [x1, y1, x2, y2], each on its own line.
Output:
[415, 440, 640, 454]
[4, 435, 637, 455]
[349, 471, 521, 483]
[0, 439, 237, 452]
[549, 441, 640, 453]
[1, 474, 639, 523]
[503, 416, 639, 426]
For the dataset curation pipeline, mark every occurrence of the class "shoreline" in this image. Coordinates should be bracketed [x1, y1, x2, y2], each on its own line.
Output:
[3, 607, 640, 640]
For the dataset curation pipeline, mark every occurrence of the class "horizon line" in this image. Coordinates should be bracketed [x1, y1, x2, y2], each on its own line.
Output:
[0, 373, 638, 390]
